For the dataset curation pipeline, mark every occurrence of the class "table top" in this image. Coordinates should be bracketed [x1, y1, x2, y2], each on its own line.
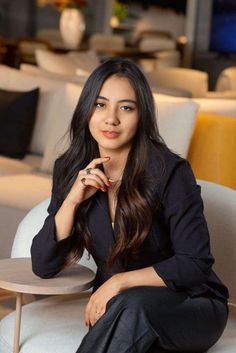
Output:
[0, 258, 95, 295]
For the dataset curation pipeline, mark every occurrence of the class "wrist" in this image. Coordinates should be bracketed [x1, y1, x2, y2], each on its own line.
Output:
[112, 272, 128, 292]
[63, 197, 80, 211]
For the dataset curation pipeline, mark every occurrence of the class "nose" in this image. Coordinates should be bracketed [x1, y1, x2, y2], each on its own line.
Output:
[105, 107, 120, 126]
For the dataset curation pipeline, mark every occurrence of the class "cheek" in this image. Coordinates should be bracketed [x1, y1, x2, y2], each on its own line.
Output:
[88, 116, 98, 135]
[126, 117, 139, 135]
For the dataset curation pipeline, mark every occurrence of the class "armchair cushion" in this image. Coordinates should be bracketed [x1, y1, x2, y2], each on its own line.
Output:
[40, 83, 83, 174]
[0, 293, 90, 353]
[155, 99, 199, 158]
[188, 112, 236, 189]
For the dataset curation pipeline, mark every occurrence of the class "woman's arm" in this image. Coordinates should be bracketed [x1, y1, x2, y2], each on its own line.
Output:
[54, 198, 78, 241]
[31, 192, 76, 278]
[114, 266, 166, 289]
[31, 157, 111, 278]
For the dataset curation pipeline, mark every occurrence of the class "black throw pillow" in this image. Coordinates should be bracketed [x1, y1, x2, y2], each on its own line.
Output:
[0, 87, 39, 159]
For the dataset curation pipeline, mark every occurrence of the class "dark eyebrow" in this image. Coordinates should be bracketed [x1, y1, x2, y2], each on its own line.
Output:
[97, 96, 137, 105]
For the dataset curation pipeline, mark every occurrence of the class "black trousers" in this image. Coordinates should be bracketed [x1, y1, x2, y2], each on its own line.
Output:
[76, 286, 228, 353]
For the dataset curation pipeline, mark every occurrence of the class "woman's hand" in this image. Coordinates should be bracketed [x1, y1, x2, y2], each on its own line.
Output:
[65, 156, 111, 207]
[85, 274, 121, 327]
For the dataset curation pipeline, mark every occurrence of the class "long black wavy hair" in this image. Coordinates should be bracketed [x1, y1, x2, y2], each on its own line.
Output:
[55, 57, 166, 271]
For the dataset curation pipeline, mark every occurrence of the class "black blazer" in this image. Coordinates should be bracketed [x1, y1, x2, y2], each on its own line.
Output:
[31, 146, 229, 302]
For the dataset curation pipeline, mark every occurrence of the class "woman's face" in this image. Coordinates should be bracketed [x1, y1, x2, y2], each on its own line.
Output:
[89, 75, 139, 155]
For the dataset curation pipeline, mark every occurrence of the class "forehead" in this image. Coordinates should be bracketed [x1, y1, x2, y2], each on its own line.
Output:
[99, 75, 136, 99]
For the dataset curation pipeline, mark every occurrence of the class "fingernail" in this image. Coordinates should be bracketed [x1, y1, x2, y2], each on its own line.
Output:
[108, 178, 115, 182]
[105, 156, 110, 160]
[100, 187, 107, 192]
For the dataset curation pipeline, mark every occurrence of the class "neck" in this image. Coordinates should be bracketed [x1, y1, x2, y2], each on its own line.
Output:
[99, 147, 130, 181]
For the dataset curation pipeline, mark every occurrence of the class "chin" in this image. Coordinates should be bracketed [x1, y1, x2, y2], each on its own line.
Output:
[98, 141, 132, 154]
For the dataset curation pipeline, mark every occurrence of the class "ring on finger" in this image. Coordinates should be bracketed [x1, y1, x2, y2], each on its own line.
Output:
[81, 177, 86, 186]
[85, 168, 93, 175]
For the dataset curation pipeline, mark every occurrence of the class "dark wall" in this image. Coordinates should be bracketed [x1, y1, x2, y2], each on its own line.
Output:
[0, 0, 36, 38]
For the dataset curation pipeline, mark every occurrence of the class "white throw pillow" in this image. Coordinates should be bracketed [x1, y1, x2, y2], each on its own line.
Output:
[155, 99, 199, 157]
[0, 65, 66, 155]
[40, 83, 83, 173]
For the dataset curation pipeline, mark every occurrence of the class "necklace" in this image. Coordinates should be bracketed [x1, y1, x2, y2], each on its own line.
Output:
[108, 169, 124, 184]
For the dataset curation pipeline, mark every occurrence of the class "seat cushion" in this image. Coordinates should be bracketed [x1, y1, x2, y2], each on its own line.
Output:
[40, 82, 83, 174]
[0, 174, 51, 210]
[0, 156, 33, 176]
[0, 293, 90, 353]
[0, 296, 235, 353]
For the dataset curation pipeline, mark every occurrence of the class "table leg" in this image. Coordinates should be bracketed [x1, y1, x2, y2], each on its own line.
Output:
[13, 292, 23, 353]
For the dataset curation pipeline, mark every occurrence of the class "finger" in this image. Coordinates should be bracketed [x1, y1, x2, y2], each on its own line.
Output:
[83, 169, 111, 187]
[87, 156, 110, 169]
[91, 305, 106, 326]
[86, 309, 96, 327]
[79, 177, 106, 191]
[85, 302, 92, 326]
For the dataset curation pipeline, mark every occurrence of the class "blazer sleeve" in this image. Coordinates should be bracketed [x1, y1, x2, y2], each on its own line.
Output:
[153, 158, 215, 291]
[31, 160, 75, 278]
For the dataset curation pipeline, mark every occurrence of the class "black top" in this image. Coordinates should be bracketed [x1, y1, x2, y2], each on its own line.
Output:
[31, 146, 229, 302]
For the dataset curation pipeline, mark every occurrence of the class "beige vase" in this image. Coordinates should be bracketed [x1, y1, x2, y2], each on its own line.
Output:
[59, 8, 85, 49]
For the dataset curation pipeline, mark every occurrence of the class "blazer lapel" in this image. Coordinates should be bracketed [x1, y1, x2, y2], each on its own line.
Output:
[88, 190, 124, 272]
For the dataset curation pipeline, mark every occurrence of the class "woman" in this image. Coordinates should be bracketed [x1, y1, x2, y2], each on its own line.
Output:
[31, 57, 229, 353]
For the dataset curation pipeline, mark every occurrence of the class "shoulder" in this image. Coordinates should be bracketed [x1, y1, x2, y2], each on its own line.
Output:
[148, 144, 197, 204]
[149, 143, 192, 179]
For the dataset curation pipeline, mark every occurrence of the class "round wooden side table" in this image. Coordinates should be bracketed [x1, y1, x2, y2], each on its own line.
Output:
[0, 258, 95, 353]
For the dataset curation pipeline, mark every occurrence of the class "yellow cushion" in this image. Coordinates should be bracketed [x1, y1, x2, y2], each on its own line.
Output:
[187, 112, 236, 189]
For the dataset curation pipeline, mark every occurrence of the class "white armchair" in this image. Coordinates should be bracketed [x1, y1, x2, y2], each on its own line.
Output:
[146, 67, 208, 98]
[89, 33, 125, 52]
[0, 180, 235, 353]
[146, 67, 236, 99]
[215, 67, 236, 92]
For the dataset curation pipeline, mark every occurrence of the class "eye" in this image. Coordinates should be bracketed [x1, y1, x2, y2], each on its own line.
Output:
[120, 105, 135, 111]
[95, 102, 105, 108]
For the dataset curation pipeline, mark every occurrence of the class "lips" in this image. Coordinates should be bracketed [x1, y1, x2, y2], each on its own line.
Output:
[101, 130, 120, 139]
